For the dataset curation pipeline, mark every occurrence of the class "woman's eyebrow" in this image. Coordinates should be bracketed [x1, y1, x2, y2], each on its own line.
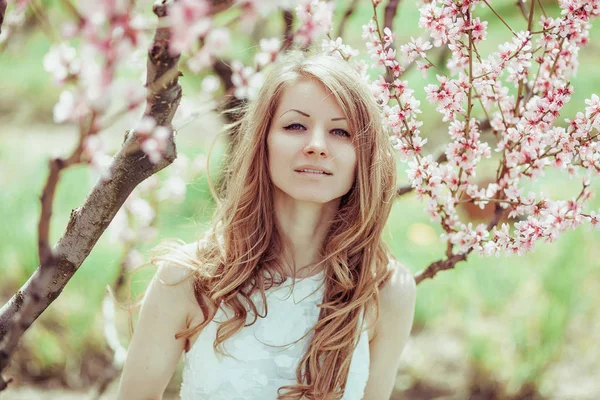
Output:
[280, 109, 346, 121]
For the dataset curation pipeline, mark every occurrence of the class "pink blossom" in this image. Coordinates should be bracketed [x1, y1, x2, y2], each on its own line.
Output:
[361, 20, 377, 41]
[371, 76, 391, 105]
[416, 60, 432, 78]
[158, 175, 187, 203]
[231, 61, 265, 100]
[383, 27, 395, 48]
[43, 43, 80, 84]
[255, 37, 281, 67]
[424, 74, 466, 122]
[135, 116, 156, 138]
[321, 37, 359, 60]
[187, 48, 212, 73]
[469, 18, 488, 43]
[584, 93, 600, 118]
[141, 139, 161, 164]
[586, 211, 600, 229]
[201, 75, 221, 94]
[53, 90, 76, 124]
[53, 89, 90, 124]
[400, 37, 432, 64]
[90, 152, 114, 182]
[126, 197, 155, 226]
[168, 0, 211, 55]
[294, 0, 334, 47]
[205, 28, 231, 56]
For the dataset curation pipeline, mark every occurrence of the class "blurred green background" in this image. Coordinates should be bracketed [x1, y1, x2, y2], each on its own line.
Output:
[1, 0, 600, 399]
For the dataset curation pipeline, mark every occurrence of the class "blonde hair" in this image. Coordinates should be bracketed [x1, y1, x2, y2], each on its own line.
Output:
[151, 51, 397, 399]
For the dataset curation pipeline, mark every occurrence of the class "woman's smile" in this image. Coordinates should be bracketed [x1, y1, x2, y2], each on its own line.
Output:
[295, 170, 331, 176]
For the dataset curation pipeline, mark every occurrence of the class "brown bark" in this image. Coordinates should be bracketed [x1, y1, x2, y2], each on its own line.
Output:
[414, 203, 507, 284]
[335, 0, 359, 38]
[0, 0, 182, 391]
[0, 0, 7, 34]
[414, 253, 469, 284]
[384, 0, 401, 40]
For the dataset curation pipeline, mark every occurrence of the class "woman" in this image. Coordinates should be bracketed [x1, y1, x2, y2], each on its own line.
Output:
[116, 51, 416, 400]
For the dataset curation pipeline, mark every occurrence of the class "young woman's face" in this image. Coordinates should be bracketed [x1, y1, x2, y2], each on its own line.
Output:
[267, 78, 357, 205]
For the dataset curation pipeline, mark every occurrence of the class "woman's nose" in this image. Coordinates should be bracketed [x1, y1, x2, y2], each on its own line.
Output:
[303, 129, 329, 157]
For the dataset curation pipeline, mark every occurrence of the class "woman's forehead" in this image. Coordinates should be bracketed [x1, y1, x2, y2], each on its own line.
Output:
[276, 79, 345, 118]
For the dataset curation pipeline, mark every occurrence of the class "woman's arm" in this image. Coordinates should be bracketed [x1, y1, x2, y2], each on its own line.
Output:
[116, 262, 198, 400]
[362, 260, 417, 400]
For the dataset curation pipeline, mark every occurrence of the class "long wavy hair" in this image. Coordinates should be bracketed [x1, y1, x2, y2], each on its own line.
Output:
[150, 51, 398, 399]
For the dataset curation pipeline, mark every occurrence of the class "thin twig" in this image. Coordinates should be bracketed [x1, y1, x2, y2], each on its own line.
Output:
[514, 0, 535, 117]
[516, 0, 528, 20]
[466, 11, 474, 123]
[28, 0, 59, 42]
[482, 0, 518, 37]
[59, 0, 84, 25]
[536, 0, 547, 18]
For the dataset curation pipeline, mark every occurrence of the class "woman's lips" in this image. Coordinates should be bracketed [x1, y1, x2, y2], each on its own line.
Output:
[295, 171, 330, 176]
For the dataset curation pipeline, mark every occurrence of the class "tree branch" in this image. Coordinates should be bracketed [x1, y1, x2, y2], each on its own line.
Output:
[514, 0, 535, 117]
[384, 0, 401, 38]
[516, 0, 528, 21]
[414, 199, 508, 284]
[0, 0, 182, 391]
[0, 0, 6, 34]
[281, 9, 294, 52]
[414, 252, 468, 284]
[335, 0, 359, 38]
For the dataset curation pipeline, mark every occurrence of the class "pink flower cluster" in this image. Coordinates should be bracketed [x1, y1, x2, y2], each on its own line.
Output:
[168, 0, 212, 56]
[362, 20, 426, 163]
[42, 0, 150, 170]
[209, 0, 335, 101]
[363, 0, 600, 257]
[294, 0, 335, 47]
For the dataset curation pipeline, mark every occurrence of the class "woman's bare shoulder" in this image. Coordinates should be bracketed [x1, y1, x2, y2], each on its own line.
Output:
[365, 257, 416, 340]
[379, 258, 416, 308]
[151, 242, 201, 320]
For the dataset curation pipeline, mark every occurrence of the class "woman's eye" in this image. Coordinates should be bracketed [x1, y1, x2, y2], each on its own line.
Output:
[333, 129, 351, 138]
[283, 124, 350, 138]
[284, 123, 305, 131]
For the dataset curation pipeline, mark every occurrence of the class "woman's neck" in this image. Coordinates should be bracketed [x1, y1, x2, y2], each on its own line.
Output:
[273, 191, 339, 278]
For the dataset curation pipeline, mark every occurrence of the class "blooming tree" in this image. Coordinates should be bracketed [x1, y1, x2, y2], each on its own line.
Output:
[0, 0, 599, 393]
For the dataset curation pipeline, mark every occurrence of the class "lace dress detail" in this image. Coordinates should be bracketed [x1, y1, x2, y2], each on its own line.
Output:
[180, 270, 370, 399]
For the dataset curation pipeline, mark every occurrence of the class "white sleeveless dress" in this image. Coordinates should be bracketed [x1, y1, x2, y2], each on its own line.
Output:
[180, 269, 370, 399]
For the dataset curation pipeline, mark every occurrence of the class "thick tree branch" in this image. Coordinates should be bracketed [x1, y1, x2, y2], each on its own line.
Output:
[0, 0, 6, 34]
[281, 9, 294, 52]
[384, 0, 401, 39]
[414, 253, 468, 284]
[335, 0, 359, 38]
[0, 0, 182, 390]
[396, 185, 413, 197]
[414, 201, 507, 284]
